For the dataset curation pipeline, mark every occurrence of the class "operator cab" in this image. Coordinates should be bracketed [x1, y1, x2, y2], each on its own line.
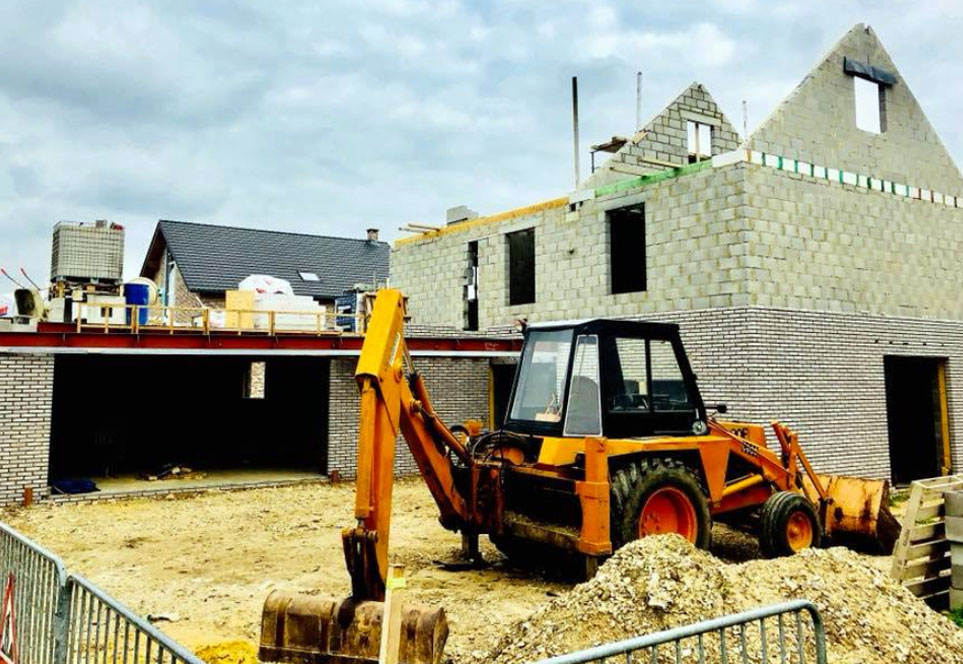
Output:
[503, 319, 708, 440]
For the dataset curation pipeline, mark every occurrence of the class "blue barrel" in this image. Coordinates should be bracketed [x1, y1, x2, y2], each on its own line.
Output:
[125, 283, 150, 325]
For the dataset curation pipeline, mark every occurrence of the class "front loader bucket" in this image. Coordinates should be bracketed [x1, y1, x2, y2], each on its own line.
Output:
[259, 591, 448, 664]
[818, 474, 901, 554]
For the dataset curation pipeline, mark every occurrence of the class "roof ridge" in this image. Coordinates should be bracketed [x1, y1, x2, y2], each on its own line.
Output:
[157, 219, 388, 245]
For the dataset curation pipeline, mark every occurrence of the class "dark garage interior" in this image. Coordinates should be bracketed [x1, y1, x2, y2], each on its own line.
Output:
[884, 355, 949, 485]
[48, 354, 329, 491]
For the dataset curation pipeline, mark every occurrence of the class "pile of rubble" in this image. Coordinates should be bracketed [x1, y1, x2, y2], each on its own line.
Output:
[480, 535, 963, 664]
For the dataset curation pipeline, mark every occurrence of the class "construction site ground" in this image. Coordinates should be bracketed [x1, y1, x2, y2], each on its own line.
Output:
[0, 479, 915, 662]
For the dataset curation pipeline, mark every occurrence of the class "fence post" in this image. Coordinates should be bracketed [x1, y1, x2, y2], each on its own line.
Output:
[52, 578, 70, 664]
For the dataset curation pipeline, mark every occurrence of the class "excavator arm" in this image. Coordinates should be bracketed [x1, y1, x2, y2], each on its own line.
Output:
[345, 289, 473, 601]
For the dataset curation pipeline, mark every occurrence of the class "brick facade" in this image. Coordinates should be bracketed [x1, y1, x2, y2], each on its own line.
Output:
[0, 354, 54, 504]
[327, 356, 491, 478]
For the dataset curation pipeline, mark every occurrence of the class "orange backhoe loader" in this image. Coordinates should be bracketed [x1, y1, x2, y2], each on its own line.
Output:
[259, 289, 899, 664]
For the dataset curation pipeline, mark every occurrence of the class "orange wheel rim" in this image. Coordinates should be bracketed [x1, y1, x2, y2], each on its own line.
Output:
[786, 511, 814, 551]
[638, 487, 698, 543]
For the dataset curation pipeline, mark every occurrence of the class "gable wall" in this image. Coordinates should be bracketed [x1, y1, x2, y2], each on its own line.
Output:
[587, 83, 741, 188]
[747, 24, 963, 195]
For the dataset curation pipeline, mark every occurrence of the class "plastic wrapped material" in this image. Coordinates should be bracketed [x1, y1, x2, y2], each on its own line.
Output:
[239, 274, 294, 296]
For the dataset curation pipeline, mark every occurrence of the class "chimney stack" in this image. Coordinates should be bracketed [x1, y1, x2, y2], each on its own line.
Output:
[366, 228, 380, 242]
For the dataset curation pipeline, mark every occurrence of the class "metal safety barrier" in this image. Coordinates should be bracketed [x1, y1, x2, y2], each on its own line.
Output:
[530, 600, 827, 664]
[0, 522, 203, 664]
[0, 522, 68, 664]
[64, 575, 202, 664]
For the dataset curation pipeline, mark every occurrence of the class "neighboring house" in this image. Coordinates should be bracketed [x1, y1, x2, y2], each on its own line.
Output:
[391, 24, 963, 483]
[140, 220, 389, 309]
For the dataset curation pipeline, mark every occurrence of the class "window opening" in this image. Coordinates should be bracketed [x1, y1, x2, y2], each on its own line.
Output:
[507, 228, 535, 305]
[687, 121, 712, 163]
[854, 77, 882, 133]
[609, 204, 646, 294]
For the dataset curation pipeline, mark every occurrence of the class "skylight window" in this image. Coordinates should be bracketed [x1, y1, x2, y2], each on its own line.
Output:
[298, 271, 320, 281]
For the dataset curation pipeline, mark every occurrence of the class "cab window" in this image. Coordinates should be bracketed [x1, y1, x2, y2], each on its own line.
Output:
[563, 335, 602, 436]
[508, 329, 572, 423]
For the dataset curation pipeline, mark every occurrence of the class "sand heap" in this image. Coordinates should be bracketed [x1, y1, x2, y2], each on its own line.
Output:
[479, 535, 963, 664]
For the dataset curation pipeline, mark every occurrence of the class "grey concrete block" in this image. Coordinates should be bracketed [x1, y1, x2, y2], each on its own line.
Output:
[947, 516, 963, 543]
[952, 588, 963, 611]
[946, 491, 963, 518]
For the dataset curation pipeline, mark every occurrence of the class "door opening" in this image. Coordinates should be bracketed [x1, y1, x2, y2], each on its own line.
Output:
[884, 356, 950, 485]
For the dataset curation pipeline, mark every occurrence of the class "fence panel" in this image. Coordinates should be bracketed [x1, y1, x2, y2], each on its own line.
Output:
[0, 522, 68, 664]
[529, 600, 827, 664]
[64, 575, 203, 664]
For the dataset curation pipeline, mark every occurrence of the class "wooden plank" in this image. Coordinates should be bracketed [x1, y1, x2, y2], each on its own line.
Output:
[905, 539, 950, 562]
[900, 553, 951, 581]
[909, 521, 946, 543]
[906, 574, 951, 598]
[916, 502, 945, 522]
[892, 481, 928, 577]
[939, 362, 952, 474]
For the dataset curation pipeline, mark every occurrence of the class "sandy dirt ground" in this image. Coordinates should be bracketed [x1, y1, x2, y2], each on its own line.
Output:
[0, 479, 891, 662]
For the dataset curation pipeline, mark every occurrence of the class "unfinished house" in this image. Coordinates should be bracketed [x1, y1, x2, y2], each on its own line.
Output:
[391, 24, 963, 483]
[140, 220, 389, 310]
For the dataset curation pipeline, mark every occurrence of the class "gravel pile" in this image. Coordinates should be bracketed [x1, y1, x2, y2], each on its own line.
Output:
[479, 535, 963, 664]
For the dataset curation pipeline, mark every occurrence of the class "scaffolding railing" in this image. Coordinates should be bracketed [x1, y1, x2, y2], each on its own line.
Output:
[71, 303, 367, 336]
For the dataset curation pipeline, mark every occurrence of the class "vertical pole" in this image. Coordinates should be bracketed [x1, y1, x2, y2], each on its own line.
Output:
[635, 71, 642, 131]
[572, 76, 580, 189]
[742, 100, 749, 139]
[378, 566, 405, 664]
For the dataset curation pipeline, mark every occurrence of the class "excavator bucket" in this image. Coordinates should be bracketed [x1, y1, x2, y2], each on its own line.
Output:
[259, 591, 448, 664]
[817, 474, 901, 553]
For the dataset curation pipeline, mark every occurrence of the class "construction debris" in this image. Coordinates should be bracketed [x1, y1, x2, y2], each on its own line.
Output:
[479, 535, 963, 664]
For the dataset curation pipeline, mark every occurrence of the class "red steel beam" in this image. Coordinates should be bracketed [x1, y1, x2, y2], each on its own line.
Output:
[1, 325, 522, 354]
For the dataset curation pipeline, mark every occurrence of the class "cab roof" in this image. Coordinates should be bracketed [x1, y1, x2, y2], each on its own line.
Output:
[526, 318, 681, 337]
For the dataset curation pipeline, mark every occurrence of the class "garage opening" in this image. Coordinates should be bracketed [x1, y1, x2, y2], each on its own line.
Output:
[884, 356, 950, 485]
[48, 355, 329, 495]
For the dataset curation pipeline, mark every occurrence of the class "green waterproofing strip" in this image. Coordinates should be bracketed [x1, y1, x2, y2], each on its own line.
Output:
[594, 158, 712, 197]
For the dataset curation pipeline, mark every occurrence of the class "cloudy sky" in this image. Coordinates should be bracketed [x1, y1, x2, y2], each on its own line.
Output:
[1, 1, 960, 290]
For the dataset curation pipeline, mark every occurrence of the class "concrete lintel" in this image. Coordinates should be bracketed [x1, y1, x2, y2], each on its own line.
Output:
[680, 110, 722, 127]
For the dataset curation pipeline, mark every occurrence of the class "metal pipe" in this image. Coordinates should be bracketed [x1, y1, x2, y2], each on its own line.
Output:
[636, 71, 642, 131]
[572, 75, 580, 188]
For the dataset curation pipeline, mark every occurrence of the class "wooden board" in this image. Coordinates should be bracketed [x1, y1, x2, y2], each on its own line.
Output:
[891, 475, 963, 606]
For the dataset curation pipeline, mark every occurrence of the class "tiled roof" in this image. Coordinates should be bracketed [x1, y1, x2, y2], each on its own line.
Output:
[144, 220, 389, 299]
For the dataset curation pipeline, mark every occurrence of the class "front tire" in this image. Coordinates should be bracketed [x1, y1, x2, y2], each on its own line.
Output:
[610, 458, 712, 551]
[759, 491, 822, 557]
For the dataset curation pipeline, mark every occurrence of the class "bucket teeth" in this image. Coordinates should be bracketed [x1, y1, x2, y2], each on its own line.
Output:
[260, 591, 448, 664]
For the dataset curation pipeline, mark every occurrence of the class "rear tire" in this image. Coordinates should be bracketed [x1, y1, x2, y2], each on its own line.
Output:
[759, 491, 822, 558]
[610, 458, 712, 551]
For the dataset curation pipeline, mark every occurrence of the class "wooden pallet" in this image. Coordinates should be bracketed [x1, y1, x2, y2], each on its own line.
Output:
[890, 474, 963, 606]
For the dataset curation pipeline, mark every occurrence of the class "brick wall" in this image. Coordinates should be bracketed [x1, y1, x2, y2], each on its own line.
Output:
[637, 306, 963, 480]
[0, 354, 54, 504]
[327, 356, 491, 478]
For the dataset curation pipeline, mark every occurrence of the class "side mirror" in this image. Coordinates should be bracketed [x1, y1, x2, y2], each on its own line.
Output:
[714, 403, 728, 415]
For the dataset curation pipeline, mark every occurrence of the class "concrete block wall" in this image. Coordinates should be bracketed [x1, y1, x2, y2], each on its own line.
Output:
[0, 354, 54, 504]
[327, 356, 491, 478]
[743, 165, 963, 318]
[747, 23, 963, 195]
[392, 162, 751, 331]
[586, 82, 741, 187]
